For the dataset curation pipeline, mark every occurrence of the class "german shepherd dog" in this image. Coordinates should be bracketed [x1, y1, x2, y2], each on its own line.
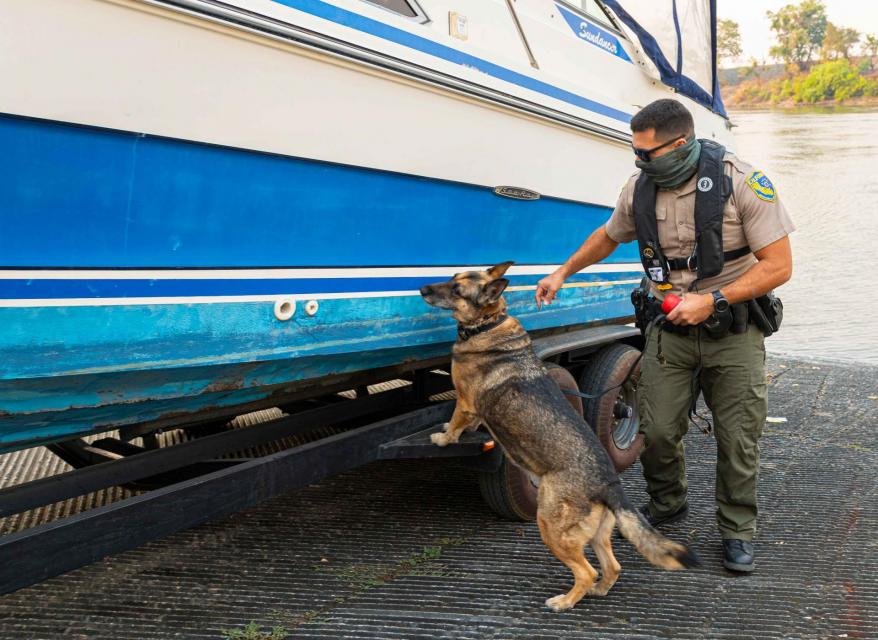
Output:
[419, 261, 698, 611]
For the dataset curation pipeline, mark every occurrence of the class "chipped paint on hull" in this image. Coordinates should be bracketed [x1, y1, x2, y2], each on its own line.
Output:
[0, 283, 637, 451]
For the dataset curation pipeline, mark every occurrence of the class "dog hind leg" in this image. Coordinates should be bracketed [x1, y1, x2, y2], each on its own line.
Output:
[537, 504, 600, 611]
[588, 509, 622, 596]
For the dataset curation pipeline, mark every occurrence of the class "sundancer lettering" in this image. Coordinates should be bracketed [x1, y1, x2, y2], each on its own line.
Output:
[556, 3, 631, 63]
[579, 22, 618, 54]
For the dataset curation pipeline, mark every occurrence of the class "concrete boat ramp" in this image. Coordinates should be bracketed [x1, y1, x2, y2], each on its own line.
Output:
[0, 356, 874, 639]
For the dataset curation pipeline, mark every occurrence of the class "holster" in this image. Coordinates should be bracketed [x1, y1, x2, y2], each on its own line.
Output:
[702, 302, 749, 339]
[630, 278, 656, 335]
[748, 294, 784, 337]
[702, 306, 732, 339]
[731, 302, 749, 334]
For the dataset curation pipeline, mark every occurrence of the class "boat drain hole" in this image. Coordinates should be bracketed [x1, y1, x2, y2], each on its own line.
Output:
[274, 299, 296, 321]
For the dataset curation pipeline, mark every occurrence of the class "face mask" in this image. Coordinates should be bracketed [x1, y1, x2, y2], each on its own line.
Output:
[635, 136, 701, 190]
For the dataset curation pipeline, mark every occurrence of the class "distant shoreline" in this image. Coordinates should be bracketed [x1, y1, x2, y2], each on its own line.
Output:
[728, 96, 878, 111]
[721, 56, 878, 112]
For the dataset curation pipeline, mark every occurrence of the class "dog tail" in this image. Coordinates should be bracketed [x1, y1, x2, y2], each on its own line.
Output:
[603, 484, 700, 571]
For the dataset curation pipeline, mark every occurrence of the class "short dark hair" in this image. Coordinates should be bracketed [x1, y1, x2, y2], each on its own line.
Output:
[630, 99, 694, 141]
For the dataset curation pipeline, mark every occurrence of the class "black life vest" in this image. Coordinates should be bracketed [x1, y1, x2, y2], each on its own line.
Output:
[633, 139, 749, 286]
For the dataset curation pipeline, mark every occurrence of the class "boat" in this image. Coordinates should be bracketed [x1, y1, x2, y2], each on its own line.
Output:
[0, 0, 733, 452]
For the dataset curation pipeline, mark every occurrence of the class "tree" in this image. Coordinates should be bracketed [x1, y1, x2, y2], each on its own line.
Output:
[767, 0, 828, 68]
[864, 34, 878, 71]
[821, 22, 859, 61]
[741, 57, 768, 81]
[741, 57, 759, 80]
[794, 59, 867, 102]
[717, 19, 743, 67]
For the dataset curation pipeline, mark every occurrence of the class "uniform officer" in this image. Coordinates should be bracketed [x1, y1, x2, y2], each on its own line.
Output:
[535, 99, 794, 572]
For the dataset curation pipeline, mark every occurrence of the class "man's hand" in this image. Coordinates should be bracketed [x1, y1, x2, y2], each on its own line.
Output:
[534, 225, 620, 310]
[666, 293, 714, 325]
[535, 271, 566, 309]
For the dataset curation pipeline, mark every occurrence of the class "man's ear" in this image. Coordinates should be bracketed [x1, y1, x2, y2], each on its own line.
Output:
[487, 261, 514, 279]
[478, 278, 509, 305]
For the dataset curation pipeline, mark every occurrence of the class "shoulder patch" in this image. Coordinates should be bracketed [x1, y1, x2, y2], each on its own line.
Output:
[746, 171, 776, 202]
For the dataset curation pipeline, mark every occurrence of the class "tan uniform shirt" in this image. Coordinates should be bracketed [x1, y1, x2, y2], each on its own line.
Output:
[604, 152, 796, 296]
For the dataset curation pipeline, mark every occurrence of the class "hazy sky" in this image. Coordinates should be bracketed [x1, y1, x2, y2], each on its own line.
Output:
[718, 0, 878, 65]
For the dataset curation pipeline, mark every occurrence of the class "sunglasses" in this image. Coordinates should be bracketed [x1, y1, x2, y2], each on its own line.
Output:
[631, 136, 685, 162]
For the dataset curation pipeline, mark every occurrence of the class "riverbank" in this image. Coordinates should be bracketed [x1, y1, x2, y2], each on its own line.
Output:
[728, 95, 878, 110]
[722, 58, 878, 110]
[0, 355, 874, 640]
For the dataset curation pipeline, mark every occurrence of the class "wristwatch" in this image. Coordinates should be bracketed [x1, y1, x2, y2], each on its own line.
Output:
[712, 290, 730, 313]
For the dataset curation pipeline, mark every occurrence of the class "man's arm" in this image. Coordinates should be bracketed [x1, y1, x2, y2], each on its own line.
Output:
[667, 236, 793, 325]
[535, 225, 619, 308]
[719, 236, 793, 304]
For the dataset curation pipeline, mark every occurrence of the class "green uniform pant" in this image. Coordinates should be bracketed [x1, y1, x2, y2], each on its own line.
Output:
[638, 322, 767, 541]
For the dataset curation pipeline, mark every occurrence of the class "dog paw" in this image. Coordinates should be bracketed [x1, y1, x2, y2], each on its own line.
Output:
[430, 432, 450, 447]
[545, 594, 575, 611]
[588, 584, 611, 597]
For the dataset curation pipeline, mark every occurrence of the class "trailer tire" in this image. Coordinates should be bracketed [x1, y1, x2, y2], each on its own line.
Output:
[545, 363, 584, 417]
[478, 455, 538, 522]
[579, 343, 644, 472]
[477, 363, 581, 521]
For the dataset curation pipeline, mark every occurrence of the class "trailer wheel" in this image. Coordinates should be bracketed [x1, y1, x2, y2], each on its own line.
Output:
[477, 364, 581, 521]
[478, 455, 538, 522]
[579, 344, 644, 472]
[545, 363, 584, 417]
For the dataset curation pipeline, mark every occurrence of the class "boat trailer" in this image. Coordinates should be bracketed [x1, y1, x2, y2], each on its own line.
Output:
[0, 325, 640, 595]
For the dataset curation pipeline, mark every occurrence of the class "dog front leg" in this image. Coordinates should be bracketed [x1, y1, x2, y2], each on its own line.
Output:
[431, 404, 480, 447]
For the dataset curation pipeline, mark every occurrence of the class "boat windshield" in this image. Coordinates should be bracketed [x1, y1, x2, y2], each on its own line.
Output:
[362, 0, 425, 20]
[559, 1, 619, 30]
[599, 0, 725, 116]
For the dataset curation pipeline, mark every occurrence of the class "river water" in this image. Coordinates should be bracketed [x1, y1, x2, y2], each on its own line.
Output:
[729, 109, 878, 366]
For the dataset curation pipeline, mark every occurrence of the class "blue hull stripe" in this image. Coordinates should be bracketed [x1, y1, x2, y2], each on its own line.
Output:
[0, 272, 636, 300]
[0, 115, 639, 268]
[269, 0, 632, 124]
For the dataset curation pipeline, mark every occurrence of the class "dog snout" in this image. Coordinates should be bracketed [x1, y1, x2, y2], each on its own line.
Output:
[420, 284, 434, 297]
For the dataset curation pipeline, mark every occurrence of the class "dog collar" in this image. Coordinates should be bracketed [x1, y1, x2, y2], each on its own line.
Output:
[457, 315, 508, 342]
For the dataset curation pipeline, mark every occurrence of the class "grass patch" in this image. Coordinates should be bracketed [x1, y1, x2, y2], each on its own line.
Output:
[315, 562, 392, 589]
[315, 544, 453, 588]
[840, 443, 872, 452]
[221, 622, 288, 640]
[226, 537, 472, 633]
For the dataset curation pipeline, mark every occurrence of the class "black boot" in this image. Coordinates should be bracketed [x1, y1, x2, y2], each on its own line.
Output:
[723, 539, 755, 573]
[638, 503, 689, 528]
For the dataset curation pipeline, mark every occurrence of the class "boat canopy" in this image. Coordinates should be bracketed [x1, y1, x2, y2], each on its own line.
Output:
[600, 0, 726, 117]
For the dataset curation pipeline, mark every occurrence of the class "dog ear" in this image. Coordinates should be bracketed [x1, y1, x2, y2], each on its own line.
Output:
[478, 278, 509, 305]
[487, 261, 514, 279]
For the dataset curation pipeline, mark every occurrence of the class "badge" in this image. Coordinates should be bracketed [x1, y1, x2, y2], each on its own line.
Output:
[697, 177, 713, 192]
[643, 247, 655, 259]
[657, 283, 673, 291]
[493, 186, 540, 200]
[648, 267, 664, 282]
[746, 171, 776, 202]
